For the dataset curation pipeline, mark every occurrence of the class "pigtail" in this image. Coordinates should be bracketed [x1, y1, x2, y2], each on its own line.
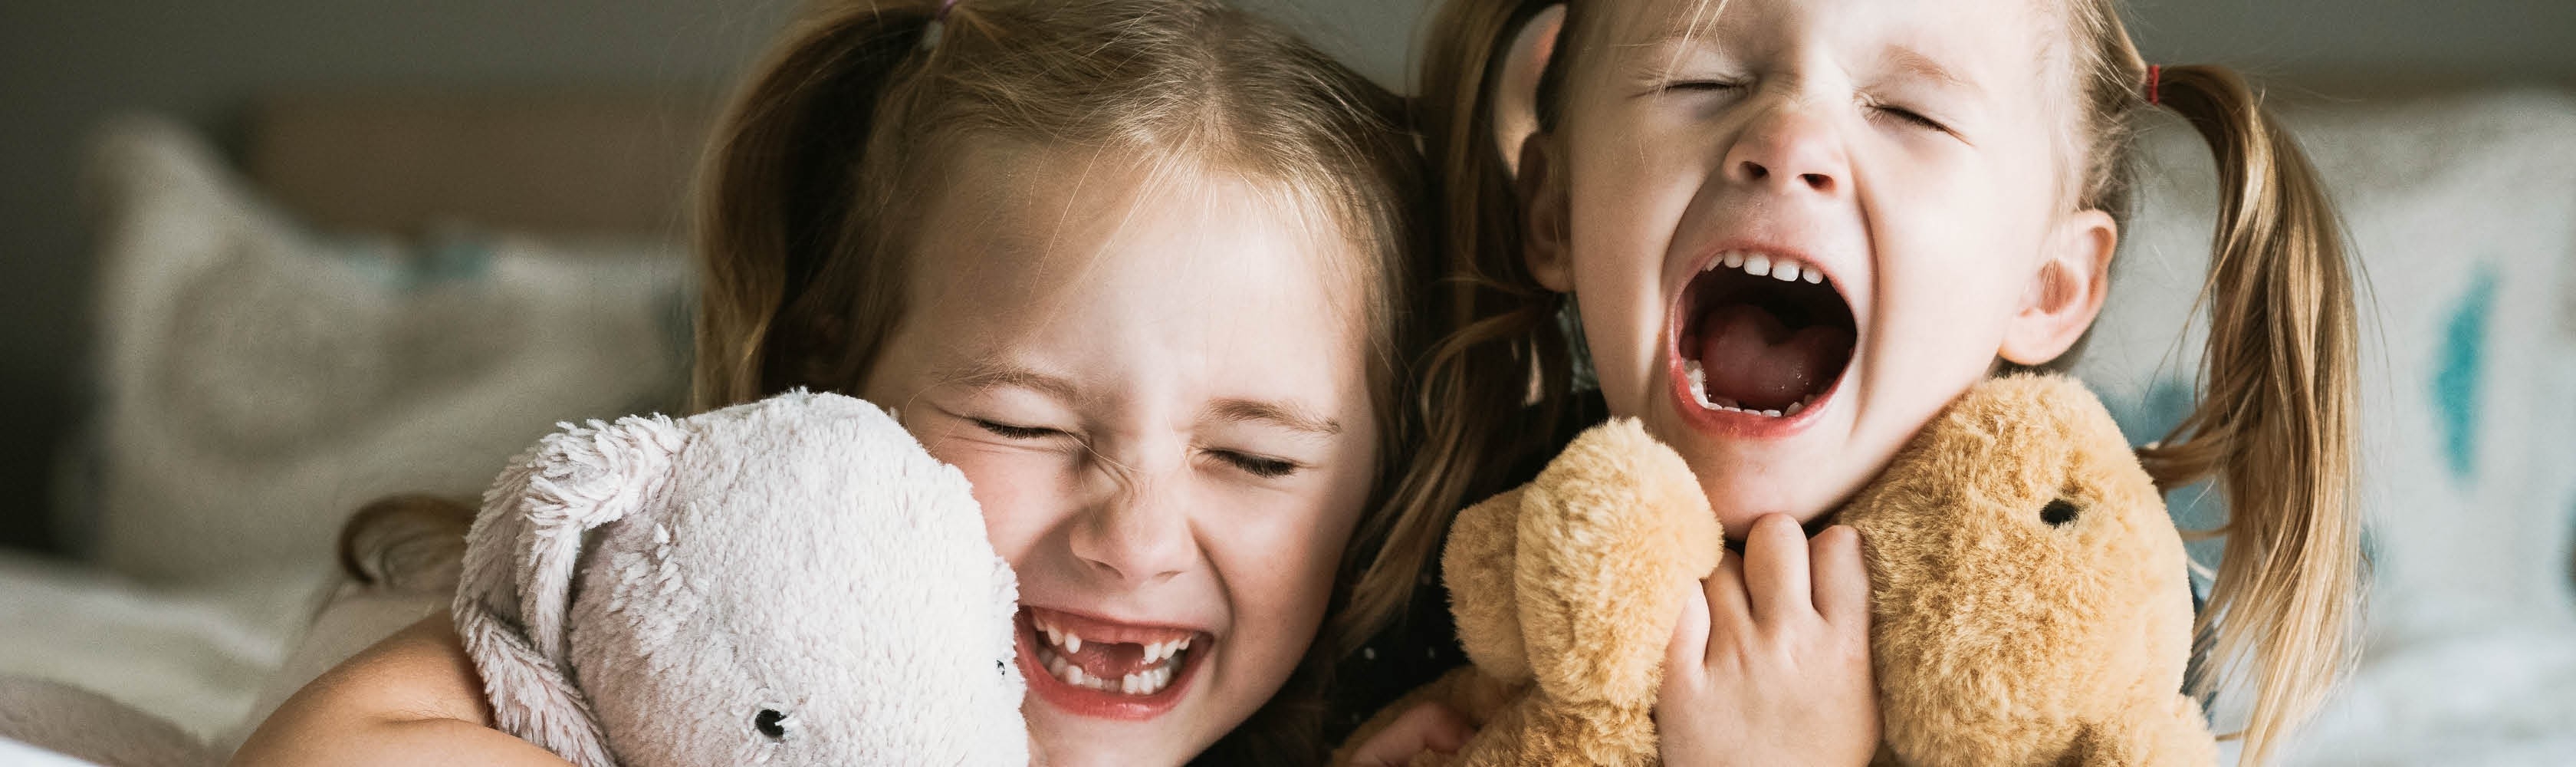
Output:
[2131, 64, 2362, 766]
[691, 2, 945, 411]
[1343, 0, 1570, 648]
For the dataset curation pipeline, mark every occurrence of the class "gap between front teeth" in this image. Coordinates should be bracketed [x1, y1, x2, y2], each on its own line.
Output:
[1037, 646, 1179, 696]
[1032, 614, 1192, 696]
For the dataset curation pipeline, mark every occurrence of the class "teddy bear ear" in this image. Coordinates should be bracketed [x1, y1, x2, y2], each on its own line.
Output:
[1513, 420, 1720, 708]
[1444, 488, 1531, 683]
[452, 414, 689, 767]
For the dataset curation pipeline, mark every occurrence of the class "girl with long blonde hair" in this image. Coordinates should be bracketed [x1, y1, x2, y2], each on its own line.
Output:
[1343, 0, 2361, 763]
[235, 2, 1431, 764]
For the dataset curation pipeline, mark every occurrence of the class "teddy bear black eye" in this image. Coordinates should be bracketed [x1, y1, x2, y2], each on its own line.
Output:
[2039, 499, 2080, 527]
[754, 709, 789, 739]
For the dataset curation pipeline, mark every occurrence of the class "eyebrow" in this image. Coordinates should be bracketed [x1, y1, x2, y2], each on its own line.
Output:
[1882, 45, 1978, 94]
[936, 364, 1083, 401]
[1207, 397, 1344, 437]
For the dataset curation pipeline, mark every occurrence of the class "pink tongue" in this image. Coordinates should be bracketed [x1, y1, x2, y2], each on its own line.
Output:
[1694, 303, 1854, 410]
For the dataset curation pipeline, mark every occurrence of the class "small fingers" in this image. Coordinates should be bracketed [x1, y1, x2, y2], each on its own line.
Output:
[1668, 574, 1713, 673]
[1703, 554, 1756, 660]
[1740, 513, 1815, 625]
[1346, 700, 1476, 767]
[1809, 525, 1871, 630]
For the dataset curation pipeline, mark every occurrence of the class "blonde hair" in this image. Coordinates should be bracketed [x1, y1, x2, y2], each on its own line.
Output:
[2072, 6, 2361, 765]
[690, 1, 1431, 760]
[1390, 2, 2363, 763]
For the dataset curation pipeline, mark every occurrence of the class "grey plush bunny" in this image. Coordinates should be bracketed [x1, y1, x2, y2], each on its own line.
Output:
[453, 390, 1027, 767]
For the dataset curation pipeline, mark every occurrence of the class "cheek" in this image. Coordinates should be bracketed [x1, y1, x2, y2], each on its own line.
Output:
[1208, 465, 1373, 636]
[1564, 170, 1701, 410]
[921, 443, 1066, 566]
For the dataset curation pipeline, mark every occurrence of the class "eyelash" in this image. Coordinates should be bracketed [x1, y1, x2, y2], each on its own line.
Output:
[1663, 79, 1746, 96]
[974, 419, 1302, 479]
[1869, 102, 1950, 133]
[1211, 450, 1301, 479]
[972, 419, 1063, 440]
[1667, 78, 1951, 135]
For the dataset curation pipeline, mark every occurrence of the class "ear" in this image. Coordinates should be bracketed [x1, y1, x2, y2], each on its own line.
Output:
[1492, 5, 1563, 179]
[1999, 209, 2117, 366]
[1518, 134, 1574, 293]
[452, 414, 688, 767]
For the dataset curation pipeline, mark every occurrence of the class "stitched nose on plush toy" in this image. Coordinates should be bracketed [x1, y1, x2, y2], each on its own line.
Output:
[2040, 499, 2080, 526]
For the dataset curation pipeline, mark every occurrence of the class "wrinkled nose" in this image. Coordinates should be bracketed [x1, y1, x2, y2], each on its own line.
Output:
[1723, 104, 1849, 197]
[1066, 475, 1194, 586]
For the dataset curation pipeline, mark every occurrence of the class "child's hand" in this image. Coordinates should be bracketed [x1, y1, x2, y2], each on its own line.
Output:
[1657, 514, 1878, 767]
[1342, 700, 1474, 766]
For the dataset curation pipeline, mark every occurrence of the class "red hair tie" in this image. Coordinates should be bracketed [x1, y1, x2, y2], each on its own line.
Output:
[2146, 64, 2163, 105]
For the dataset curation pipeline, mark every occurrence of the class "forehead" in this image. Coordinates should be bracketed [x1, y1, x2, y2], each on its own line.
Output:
[902, 139, 1372, 394]
[1571, 0, 2065, 83]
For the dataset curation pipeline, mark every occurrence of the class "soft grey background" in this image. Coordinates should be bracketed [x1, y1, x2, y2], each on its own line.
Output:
[2, 0, 2571, 551]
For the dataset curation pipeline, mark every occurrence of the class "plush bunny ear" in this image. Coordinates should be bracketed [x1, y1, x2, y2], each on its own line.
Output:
[452, 414, 688, 767]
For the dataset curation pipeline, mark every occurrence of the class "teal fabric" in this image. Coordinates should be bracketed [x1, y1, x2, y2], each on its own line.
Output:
[2433, 265, 2497, 483]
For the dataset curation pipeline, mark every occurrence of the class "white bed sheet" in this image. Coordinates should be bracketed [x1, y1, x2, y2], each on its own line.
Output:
[0, 551, 327, 742]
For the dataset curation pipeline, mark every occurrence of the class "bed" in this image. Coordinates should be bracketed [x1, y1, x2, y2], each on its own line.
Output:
[5, 85, 2574, 764]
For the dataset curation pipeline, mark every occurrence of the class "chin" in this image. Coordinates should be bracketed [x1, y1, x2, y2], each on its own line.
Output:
[1664, 430, 1858, 535]
[1024, 710, 1211, 767]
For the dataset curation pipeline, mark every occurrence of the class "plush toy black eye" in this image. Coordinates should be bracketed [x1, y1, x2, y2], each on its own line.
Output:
[2040, 499, 2081, 527]
[997, 659, 1009, 674]
[754, 709, 788, 739]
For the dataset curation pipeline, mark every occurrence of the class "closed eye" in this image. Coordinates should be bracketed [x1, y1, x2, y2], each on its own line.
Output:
[1210, 449, 1300, 479]
[973, 419, 1063, 440]
[1868, 102, 1951, 134]
[1661, 79, 1746, 95]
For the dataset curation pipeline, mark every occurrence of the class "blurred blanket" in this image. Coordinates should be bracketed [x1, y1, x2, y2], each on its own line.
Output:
[0, 551, 322, 745]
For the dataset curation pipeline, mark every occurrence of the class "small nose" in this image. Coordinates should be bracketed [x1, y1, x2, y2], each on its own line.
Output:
[1723, 104, 1848, 196]
[1066, 472, 1194, 586]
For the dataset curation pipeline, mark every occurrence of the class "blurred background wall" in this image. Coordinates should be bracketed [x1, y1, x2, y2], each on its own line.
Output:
[2, 0, 2571, 553]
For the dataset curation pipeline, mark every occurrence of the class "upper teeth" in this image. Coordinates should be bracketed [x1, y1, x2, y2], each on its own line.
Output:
[1030, 614, 1194, 697]
[1142, 637, 1192, 664]
[1708, 250, 1825, 285]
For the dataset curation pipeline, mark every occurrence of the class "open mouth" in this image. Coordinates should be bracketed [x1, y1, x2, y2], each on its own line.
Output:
[1674, 250, 1858, 420]
[1017, 605, 1208, 719]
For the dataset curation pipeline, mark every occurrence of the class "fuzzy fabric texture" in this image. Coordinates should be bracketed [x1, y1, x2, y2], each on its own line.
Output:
[1845, 374, 2213, 766]
[1339, 374, 2213, 766]
[0, 676, 210, 767]
[1336, 418, 1721, 766]
[452, 390, 1027, 767]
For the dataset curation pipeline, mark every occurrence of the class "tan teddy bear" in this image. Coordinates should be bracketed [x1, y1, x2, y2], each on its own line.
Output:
[1337, 374, 2214, 766]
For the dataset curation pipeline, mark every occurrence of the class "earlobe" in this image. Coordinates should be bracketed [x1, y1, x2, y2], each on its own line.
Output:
[1999, 209, 2117, 366]
[1519, 135, 1574, 293]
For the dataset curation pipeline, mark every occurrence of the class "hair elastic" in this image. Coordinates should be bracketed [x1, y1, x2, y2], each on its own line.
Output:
[922, 0, 961, 50]
[2145, 64, 2163, 105]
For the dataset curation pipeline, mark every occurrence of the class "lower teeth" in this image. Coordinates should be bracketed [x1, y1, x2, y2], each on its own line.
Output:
[1036, 646, 1181, 696]
[1684, 360, 1815, 417]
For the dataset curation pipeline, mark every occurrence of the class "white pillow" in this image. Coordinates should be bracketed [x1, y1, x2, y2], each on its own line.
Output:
[2073, 89, 2576, 647]
[74, 116, 694, 584]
